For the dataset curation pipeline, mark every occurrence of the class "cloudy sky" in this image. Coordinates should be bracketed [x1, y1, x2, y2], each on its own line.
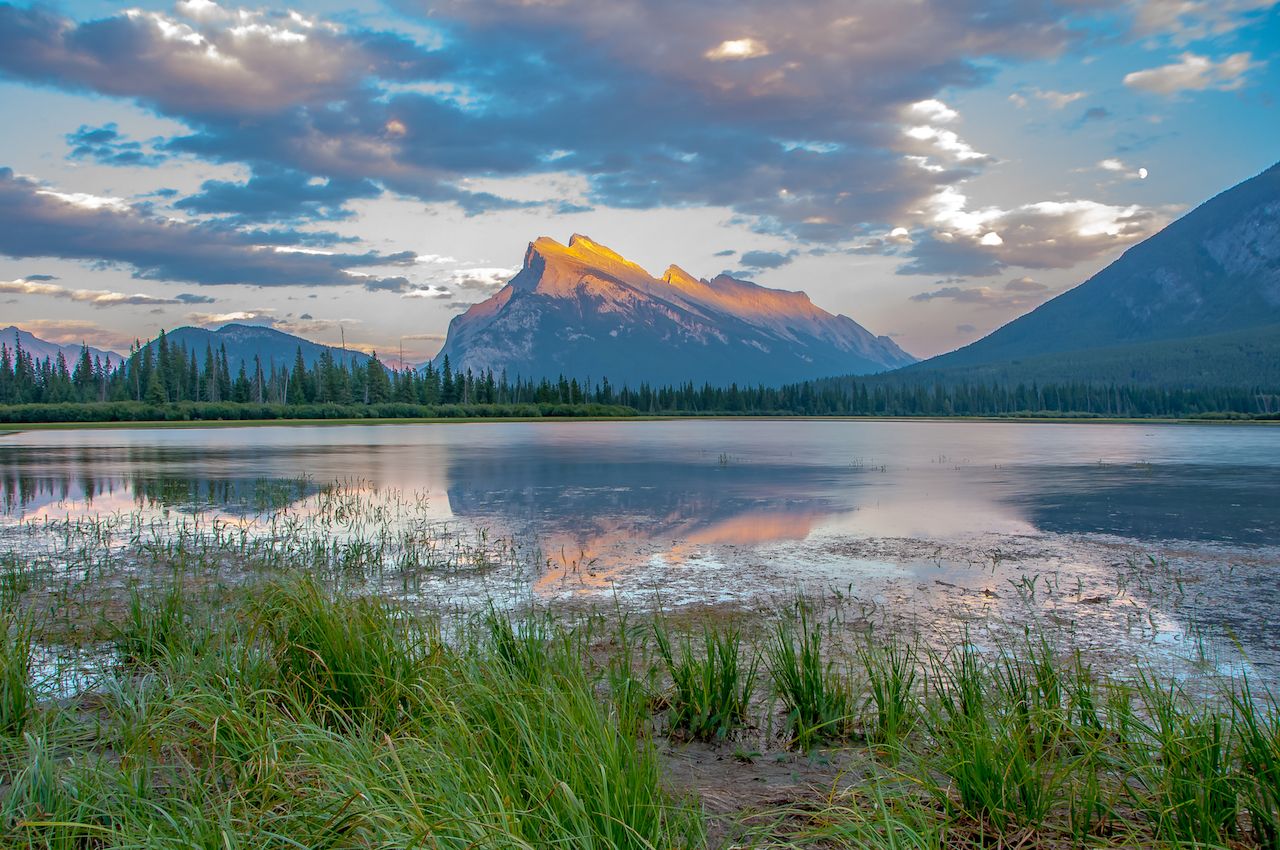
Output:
[0, 0, 1276, 364]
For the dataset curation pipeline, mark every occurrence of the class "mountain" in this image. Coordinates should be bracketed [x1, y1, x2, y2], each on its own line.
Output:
[1, 326, 124, 369]
[905, 161, 1280, 385]
[151, 324, 373, 372]
[433, 234, 914, 386]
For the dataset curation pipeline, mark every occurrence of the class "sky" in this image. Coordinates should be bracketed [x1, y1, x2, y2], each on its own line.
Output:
[0, 0, 1276, 366]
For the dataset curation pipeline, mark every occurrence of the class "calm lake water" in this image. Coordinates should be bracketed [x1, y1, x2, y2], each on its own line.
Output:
[3, 420, 1279, 679]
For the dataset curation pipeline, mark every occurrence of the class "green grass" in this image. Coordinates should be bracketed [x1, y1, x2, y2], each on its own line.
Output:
[654, 620, 758, 741]
[256, 576, 436, 731]
[4, 505, 1280, 849]
[112, 577, 196, 666]
[0, 610, 32, 738]
[924, 642, 1074, 833]
[3, 580, 704, 849]
[1128, 675, 1240, 845]
[765, 601, 855, 749]
[858, 633, 919, 752]
[1235, 679, 1280, 848]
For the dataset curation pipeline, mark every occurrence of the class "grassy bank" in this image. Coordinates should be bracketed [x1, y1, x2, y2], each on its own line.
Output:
[1, 488, 1276, 847]
[3, 567, 1278, 848]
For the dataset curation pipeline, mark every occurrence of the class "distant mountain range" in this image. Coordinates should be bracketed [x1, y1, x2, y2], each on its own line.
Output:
[433, 234, 914, 386]
[900, 161, 1280, 387]
[153, 324, 372, 372]
[4, 323, 371, 376]
[1, 325, 123, 369]
[8, 161, 1276, 392]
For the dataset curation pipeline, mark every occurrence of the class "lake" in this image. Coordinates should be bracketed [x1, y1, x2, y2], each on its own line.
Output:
[3, 419, 1278, 680]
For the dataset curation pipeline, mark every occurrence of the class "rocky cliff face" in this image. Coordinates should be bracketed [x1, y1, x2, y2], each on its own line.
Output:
[434, 234, 914, 386]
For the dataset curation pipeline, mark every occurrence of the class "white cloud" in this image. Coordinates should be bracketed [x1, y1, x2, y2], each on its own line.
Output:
[903, 126, 987, 162]
[0, 277, 181, 308]
[903, 187, 1170, 275]
[900, 100, 988, 170]
[186, 309, 275, 325]
[1131, 0, 1279, 43]
[1094, 158, 1149, 180]
[1008, 89, 1086, 110]
[704, 37, 770, 61]
[907, 99, 958, 124]
[1034, 88, 1086, 109]
[33, 189, 129, 212]
[1124, 52, 1263, 95]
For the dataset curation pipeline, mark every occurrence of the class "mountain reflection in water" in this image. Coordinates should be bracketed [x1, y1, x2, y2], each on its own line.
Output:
[2, 420, 1277, 554]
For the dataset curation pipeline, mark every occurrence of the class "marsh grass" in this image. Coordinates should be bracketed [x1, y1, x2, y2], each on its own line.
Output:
[3, 499, 1280, 849]
[1, 580, 706, 849]
[756, 781, 948, 849]
[1126, 675, 1241, 845]
[5, 580, 1280, 849]
[0, 609, 33, 737]
[112, 575, 196, 666]
[606, 613, 660, 737]
[654, 620, 758, 741]
[256, 576, 436, 731]
[766, 601, 855, 749]
[1234, 679, 1280, 848]
[858, 634, 918, 752]
[924, 641, 1076, 833]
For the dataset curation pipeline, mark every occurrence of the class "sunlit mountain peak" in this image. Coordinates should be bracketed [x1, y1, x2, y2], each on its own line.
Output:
[434, 233, 915, 385]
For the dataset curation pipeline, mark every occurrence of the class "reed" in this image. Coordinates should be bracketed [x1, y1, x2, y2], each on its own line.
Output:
[0, 609, 32, 738]
[765, 601, 854, 749]
[654, 620, 758, 741]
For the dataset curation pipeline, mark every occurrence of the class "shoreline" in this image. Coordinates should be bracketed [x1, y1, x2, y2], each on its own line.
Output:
[4, 412, 1278, 434]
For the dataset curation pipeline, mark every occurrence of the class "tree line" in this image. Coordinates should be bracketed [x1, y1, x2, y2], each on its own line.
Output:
[1, 333, 1277, 422]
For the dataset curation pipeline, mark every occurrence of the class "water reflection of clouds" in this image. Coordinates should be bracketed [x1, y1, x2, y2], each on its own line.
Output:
[532, 509, 824, 595]
[4, 421, 1279, 553]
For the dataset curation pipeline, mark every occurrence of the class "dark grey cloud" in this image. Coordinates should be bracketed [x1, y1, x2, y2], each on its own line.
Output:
[175, 293, 217, 304]
[0, 168, 414, 288]
[175, 166, 381, 223]
[1078, 106, 1111, 124]
[739, 249, 795, 269]
[362, 276, 412, 293]
[0, 3, 440, 118]
[900, 238, 1005, 277]
[66, 123, 166, 167]
[1004, 276, 1048, 293]
[0, 0, 1109, 241]
[911, 276, 1055, 309]
[713, 249, 736, 257]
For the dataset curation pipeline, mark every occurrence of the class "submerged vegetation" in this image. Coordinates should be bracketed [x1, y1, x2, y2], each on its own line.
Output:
[0, 489, 1277, 848]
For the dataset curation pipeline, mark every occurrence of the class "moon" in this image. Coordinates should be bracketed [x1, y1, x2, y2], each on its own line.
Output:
[1138, 167, 1149, 180]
